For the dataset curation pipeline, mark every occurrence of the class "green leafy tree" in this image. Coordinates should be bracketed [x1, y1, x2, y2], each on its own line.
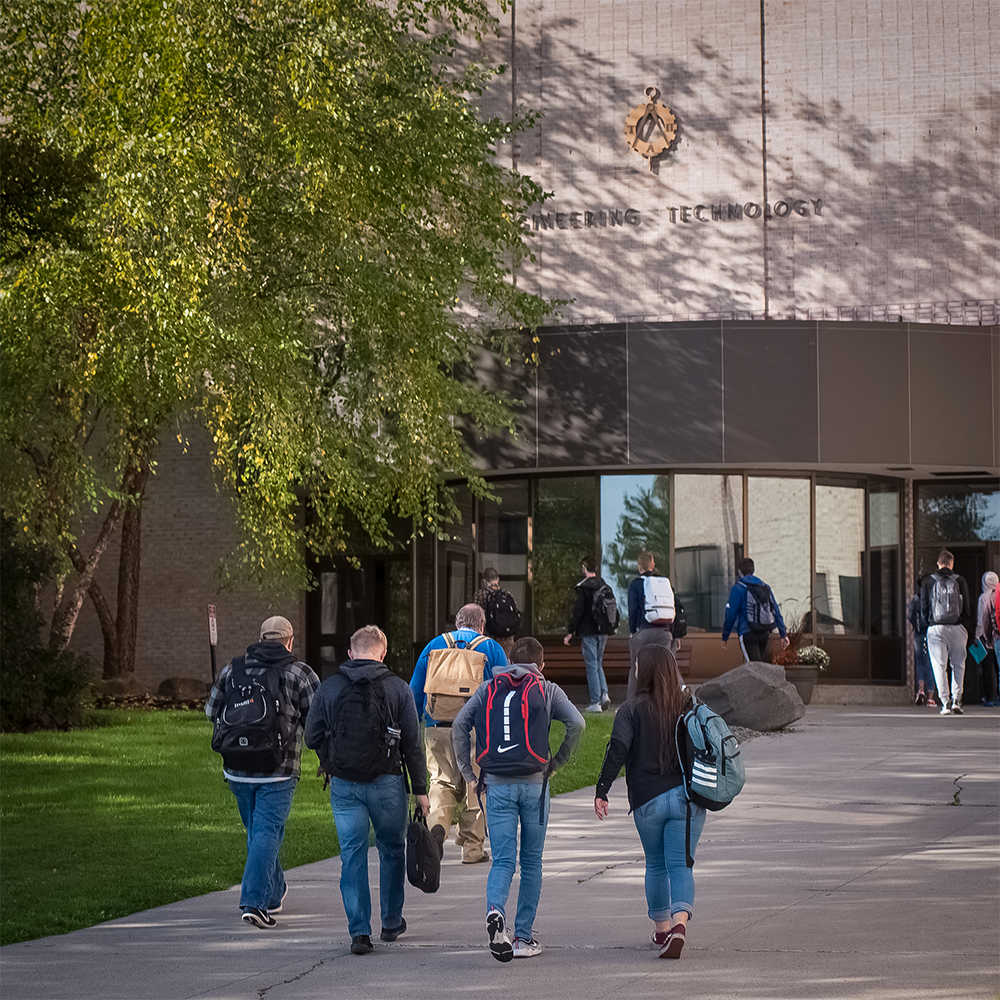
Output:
[1, 0, 551, 676]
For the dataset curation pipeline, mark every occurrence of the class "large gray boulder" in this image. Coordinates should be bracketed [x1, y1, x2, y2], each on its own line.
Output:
[158, 677, 210, 701]
[696, 661, 805, 731]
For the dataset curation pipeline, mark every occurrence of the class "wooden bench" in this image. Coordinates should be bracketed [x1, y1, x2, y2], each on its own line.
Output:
[539, 636, 691, 687]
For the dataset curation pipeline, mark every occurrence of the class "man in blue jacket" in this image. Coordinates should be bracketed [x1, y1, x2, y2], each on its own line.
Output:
[721, 558, 789, 663]
[409, 603, 508, 863]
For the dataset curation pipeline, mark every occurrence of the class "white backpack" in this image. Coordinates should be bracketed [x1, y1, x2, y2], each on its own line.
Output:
[643, 575, 676, 624]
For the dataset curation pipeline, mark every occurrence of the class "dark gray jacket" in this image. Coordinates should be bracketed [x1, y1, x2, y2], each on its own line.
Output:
[304, 659, 427, 794]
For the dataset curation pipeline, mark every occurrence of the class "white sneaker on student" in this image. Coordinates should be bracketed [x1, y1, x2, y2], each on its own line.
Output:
[487, 909, 513, 963]
[584, 703, 603, 713]
[513, 936, 542, 958]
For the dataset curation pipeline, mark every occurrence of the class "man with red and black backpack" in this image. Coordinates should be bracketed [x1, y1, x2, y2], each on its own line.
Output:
[452, 636, 585, 963]
[978, 572, 1000, 707]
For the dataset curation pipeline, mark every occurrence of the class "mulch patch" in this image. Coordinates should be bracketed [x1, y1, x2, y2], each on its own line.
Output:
[91, 692, 205, 712]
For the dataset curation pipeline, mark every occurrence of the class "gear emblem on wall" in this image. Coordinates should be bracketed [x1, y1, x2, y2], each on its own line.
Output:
[624, 88, 677, 170]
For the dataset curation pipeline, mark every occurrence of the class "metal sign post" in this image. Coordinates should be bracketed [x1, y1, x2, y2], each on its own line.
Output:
[208, 604, 218, 682]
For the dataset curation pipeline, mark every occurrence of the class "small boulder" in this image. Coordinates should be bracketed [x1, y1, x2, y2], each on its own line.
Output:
[158, 677, 210, 701]
[696, 661, 804, 731]
[99, 674, 150, 696]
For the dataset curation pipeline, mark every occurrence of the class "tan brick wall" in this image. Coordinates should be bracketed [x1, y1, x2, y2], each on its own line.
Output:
[67, 424, 307, 693]
[484, 0, 999, 325]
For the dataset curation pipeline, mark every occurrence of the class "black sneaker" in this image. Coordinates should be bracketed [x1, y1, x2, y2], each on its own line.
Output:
[487, 909, 513, 963]
[951, 700, 964, 715]
[914, 691, 926, 706]
[351, 935, 374, 955]
[380, 917, 407, 942]
[241, 906, 276, 929]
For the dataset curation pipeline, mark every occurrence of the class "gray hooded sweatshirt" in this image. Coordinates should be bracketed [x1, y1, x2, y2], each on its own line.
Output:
[452, 662, 585, 786]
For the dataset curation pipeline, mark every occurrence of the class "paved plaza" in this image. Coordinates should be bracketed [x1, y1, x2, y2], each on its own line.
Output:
[1, 706, 997, 1000]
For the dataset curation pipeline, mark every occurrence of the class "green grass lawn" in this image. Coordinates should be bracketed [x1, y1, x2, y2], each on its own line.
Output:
[0, 707, 615, 945]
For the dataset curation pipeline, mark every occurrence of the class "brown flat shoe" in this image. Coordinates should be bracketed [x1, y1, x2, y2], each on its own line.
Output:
[461, 852, 490, 864]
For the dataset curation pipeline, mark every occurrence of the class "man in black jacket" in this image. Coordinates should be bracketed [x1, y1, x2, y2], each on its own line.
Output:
[304, 626, 429, 954]
[920, 550, 972, 716]
[564, 557, 612, 712]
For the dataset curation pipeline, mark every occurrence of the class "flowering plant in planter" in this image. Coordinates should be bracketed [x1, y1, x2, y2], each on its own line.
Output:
[795, 645, 830, 671]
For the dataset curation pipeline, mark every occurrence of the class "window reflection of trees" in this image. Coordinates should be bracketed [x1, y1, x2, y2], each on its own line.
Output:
[603, 475, 670, 594]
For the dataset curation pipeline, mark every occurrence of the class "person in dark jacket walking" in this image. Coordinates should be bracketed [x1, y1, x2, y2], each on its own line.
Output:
[563, 557, 612, 713]
[205, 615, 320, 930]
[921, 550, 973, 715]
[304, 625, 429, 954]
[594, 644, 705, 960]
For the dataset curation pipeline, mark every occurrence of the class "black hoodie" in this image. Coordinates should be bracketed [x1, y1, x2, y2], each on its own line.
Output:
[304, 659, 427, 794]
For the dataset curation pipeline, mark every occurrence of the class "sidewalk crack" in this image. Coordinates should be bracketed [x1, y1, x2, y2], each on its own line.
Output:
[949, 773, 965, 806]
[258, 958, 328, 998]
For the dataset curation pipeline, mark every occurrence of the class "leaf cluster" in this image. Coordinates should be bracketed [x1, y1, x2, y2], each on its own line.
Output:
[1, 0, 553, 591]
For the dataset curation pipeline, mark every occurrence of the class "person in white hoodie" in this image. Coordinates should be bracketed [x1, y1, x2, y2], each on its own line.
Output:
[452, 636, 585, 963]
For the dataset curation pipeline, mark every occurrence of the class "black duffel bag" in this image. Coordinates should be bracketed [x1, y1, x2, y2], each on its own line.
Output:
[406, 807, 445, 893]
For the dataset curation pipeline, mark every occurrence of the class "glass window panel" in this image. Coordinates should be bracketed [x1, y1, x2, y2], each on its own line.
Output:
[815, 485, 865, 634]
[869, 483, 901, 637]
[673, 475, 744, 632]
[320, 570, 366, 636]
[440, 484, 476, 624]
[477, 479, 529, 618]
[533, 477, 597, 634]
[600, 474, 670, 621]
[917, 484, 1000, 545]
[747, 477, 811, 631]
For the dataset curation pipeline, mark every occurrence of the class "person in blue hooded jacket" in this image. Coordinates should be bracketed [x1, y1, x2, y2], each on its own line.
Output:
[721, 558, 789, 663]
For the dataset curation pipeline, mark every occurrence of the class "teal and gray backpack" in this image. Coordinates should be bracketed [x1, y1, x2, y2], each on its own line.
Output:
[675, 695, 746, 866]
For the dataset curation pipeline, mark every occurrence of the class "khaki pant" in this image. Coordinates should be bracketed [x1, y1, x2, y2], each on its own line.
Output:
[424, 725, 487, 862]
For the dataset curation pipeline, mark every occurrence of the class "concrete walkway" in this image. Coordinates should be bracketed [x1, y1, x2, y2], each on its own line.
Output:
[2, 706, 998, 1000]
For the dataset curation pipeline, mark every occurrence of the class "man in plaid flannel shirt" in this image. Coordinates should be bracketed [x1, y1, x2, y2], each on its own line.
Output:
[205, 615, 319, 929]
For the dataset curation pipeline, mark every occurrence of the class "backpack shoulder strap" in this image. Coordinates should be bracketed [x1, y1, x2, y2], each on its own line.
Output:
[443, 632, 457, 649]
[469, 634, 491, 651]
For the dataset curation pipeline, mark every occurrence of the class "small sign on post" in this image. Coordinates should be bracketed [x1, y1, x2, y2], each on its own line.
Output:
[208, 605, 218, 682]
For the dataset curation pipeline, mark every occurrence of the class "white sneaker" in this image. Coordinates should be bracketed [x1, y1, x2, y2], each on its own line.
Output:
[487, 909, 513, 963]
[513, 936, 542, 958]
[940, 700, 953, 715]
[600, 694, 612, 709]
[584, 703, 603, 713]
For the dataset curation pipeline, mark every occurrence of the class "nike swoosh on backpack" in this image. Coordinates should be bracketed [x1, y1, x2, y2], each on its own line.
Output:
[497, 744, 520, 753]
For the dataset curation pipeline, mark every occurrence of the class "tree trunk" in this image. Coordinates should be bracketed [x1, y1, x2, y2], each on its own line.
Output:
[49, 500, 123, 651]
[68, 545, 119, 677]
[114, 455, 152, 676]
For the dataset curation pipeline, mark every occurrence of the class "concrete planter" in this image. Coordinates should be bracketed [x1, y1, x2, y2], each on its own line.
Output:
[783, 665, 821, 705]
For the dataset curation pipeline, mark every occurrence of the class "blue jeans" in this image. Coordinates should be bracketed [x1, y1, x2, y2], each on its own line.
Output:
[581, 634, 609, 704]
[228, 778, 297, 911]
[330, 774, 407, 938]
[631, 786, 706, 921]
[485, 781, 550, 940]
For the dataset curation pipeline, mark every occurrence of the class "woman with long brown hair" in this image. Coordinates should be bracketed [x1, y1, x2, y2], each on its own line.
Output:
[594, 644, 705, 959]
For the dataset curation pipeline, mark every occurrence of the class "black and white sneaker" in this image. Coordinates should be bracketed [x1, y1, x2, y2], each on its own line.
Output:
[270, 884, 289, 914]
[487, 909, 513, 963]
[951, 699, 964, 715]
[241, 906, 276, 929]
